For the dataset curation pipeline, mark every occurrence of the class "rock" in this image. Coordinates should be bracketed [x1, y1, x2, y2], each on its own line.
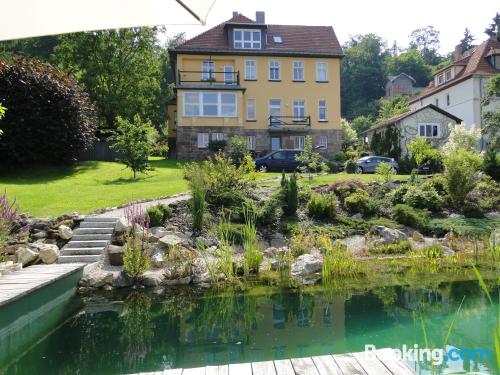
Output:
[341, 235, 366, 254]
[412, 231, 424, 242]
[80, 267, 113, 288]
[291, 254, 323, 278]
[485, 212, 500, 219]
[31, 219, 51, 231]
[449, 213, 465, 219]
[108, 245, 125, 266]
[32, 230, 48, 240]
[115, 217, 131, 233]
[269, 233, 287, 248]
[164, 276, 191, 285]
[158, 233, 188, 249]
[442, 246, 455, 256]
[149, 226, 169, 241]
[141, 271, 164, 287]
[38, 244, 59, 264]
[191, 257, 212, 284]
[151, 252, 166, 268]
[58, 225, 73, 240]
[264, 246, 289, 258]
[112, 271, 133, 288]
[15, 247, 38, 266]
[370, 225, 407, 245]
[350, 213, 363, 220]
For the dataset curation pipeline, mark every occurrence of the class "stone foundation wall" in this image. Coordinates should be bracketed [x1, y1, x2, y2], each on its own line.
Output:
[176, 126, 341, 160]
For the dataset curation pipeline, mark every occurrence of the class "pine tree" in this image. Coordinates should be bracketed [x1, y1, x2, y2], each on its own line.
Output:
[485, 12, 500, 41]
[459, 28, 474, 53]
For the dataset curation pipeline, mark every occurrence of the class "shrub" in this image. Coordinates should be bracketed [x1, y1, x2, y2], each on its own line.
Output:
[150, 141, 169, 158]
[333, 152, 347, 164]
[376, 161, 395, 183]
[227, 135, 249, 166]
[483, 147, 500, 181]
[443, 149, 482, 209]
[146, 204, 172, 227]
[403, 184, 443, 211]
[111, 115, 155, 179]
[465, 178, 500, 212]
[344, 190, 372, 215]
[0, 57, 97, 164]
[462, 204, 484, 219]
[392, 204, 429, 230]
[398, 155, 417, 174]
[422, 175, 448, 196]
[388, 184, 410, 205]
[369, 240, 412, 254]
[344, 159, 357, 173]
[314, 179, 368, 203]
[407, 138, 442, 166]
[289, 231, 315, 257]
[280, 173, 298, 217]
[208, 139, 227, 153]
[307, 192, 338, 219]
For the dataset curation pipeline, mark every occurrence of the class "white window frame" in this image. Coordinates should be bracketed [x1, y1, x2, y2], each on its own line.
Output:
[233, 29, 261, 49]
[223, 66, 234, 84]
[197, 133, 209, 148]
[244, 60, 257, 80]
[316, 62, 328, 82]
[269, 99, 281, 124]
[211, 133, 224, 141]
[293, 136, 306, 150]
[247, 99, 256, 121]
[293, 100, 305, 121]
[319, 136, 328, 150]
[201, 61, 215, 81]
[437, 74, 444, 85]
[269, 60, 281, 81]
[247, 135, 256, 151]
[445, 70, 452, 81]
[183, 92, 237, 117]
[418, 123, 440, 138]
[293, 61, 304, 81]
[318, 100, 327, 121]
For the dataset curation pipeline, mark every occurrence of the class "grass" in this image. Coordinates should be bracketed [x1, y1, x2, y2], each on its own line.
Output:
[428, 217, 500, 237]
[0, 159, 409, 217]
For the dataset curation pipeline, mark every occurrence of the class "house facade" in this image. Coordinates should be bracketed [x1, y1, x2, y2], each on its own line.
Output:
[361, 104, 462, 156]
[167, 12, 343, 159]
[385, 73, 415, 98]
[409, 37, 500, 148]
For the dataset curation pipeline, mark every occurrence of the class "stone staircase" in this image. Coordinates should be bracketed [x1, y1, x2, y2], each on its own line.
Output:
[58, 217, 118, 263]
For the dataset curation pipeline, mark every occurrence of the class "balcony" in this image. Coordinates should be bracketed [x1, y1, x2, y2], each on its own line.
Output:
[269, 116, 311, 131]
[176, 70, 240, 88]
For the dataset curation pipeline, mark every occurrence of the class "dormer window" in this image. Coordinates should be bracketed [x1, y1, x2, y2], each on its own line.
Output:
[234, 29, 261, 49]
[445, 70, 452, 81]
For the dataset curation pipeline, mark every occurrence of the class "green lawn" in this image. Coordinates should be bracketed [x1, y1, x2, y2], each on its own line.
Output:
[0, 159, 408, 217]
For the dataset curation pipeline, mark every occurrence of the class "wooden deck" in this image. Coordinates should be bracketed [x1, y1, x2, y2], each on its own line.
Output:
[0, 263, 85, 307]
[126, 348, 415, 375]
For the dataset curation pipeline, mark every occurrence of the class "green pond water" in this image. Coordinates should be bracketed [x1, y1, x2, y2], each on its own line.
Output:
[0, 280, 498, 375]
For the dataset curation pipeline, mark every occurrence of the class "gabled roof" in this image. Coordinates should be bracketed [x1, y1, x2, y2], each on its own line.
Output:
[410, 38, 500, 103]
[170, 13, 343, 57]
[361, 104, 462, 135]
[387, 73, 416, 84]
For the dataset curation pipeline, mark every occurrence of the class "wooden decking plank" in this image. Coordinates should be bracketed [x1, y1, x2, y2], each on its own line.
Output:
[291, 357, 320, 375]
[252, 360, 277, 375]
[228, 363, 251, 375]
[216, 365, 229, 375]
[205, 366, 219, 375]
[182, 367, 206, 375]
[332, 354, 367, 375]
[273, 360, 294, 375]
[162, 370, 182, 375]
[352, 352, 392, 375]
[311, 356, 343, 375]
[374, 349, 414, 375]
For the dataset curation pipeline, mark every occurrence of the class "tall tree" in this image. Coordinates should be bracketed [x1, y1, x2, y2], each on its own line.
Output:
[409, 26, 442, 65]
[341, 34, 388, 119]
[55, 27, 168, 130]
[386, 48, 432, 87]
[482, 74, 500, 149]
[376, 96, 410, 123]
[0, 36, 60, 61]
[459, 28, 475, 53]
[485, 12, 500, 41]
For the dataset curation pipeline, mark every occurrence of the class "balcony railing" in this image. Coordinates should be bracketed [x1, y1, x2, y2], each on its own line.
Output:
[177, 70, 240, 86]
[269, 116, 311, 127]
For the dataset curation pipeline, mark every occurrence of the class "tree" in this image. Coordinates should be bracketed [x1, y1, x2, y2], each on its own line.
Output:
[442, 123, 481, 155]
[482, 74, 500, 149]
[295, 136, 321, 179]
[341, 34, 388, 119]
[409, 26, 442, 65]
[377, 96, 410, 122]
[0, 36, 60, 61]
[341, 118, 358, 151]
[351, 116, 373, 135]
[0, 57, 97, 164]
[485, 12, 500, 41]
[444, 150, 482, 209]
[227, 135, 250, 166]
[55, 28, 168, 130]
[370, 126, 401, 160]
[407, 138, 441, 166]
[386, 48, 432, 87]
[110, 115, 156, 179]
[460, 28, 475, 53]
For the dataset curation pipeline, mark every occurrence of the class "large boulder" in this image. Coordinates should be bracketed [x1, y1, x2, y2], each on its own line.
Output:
[31, 230, 48, 240]
[115, 217, 131, 233]
[38, 244, 60, 264]
[158, 233, 188, 249]
[15, 247, 38, 266]
[370, 225, 407, 245]
[151, 251, 166, 268]
[58, 225, 73, 240]
[80, 266, 113, 288]
[291, 254, 323, 278]
[108, 245, 125, 266]
[149, 226, 169, 241]
[141, 271, 164, 287]
[112, 271, 133, 288]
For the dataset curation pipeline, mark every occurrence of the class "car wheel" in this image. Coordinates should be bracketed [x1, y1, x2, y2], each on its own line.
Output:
[392, 167, 398, 174]
[259, 164, 268, 173]
[356, 166, 363, 174]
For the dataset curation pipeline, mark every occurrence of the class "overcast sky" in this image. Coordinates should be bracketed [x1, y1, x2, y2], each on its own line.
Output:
[166, 0, 499, 54]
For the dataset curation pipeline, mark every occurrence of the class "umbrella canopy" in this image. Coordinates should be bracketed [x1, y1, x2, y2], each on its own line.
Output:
[0, 0, 215, 41]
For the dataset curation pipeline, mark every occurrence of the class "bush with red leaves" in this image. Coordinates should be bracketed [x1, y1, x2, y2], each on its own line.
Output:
[0, 57, 97, 164]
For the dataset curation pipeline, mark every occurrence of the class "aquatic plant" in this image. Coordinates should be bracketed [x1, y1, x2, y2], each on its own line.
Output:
[242, 205, 263, 276]
[187, 165, 207, 230]
[123, 203, 150, 281]
[319, 235, 363, 285]
[217, 214, 235, 281]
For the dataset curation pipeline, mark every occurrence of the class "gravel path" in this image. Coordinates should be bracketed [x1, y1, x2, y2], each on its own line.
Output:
[91, 193, 191, 219]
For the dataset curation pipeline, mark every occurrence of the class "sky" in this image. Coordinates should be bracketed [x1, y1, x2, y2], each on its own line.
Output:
[166, 0, 499, 54]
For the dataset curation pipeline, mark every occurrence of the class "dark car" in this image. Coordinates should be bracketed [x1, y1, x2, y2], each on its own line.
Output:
[417, 160, 444, 174]
[355, 156, 399, 174]
[254, 149, 336, 173]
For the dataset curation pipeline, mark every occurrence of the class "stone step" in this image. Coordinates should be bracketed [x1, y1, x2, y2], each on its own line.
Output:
[84, 217, 119, 223]
[80, 221, 116, 229]
[74, 228, 114, 235]
[63, 247, 104, 255]
[58, 255, 101, 263]
[72, 234, 112, 241]
[66, 240, 109, 248]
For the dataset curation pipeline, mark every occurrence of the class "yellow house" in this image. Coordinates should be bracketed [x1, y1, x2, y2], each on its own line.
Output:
[167, 11, 343, 159]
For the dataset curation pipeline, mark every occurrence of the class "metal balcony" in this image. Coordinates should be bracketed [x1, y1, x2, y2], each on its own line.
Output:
[269, 116, 311, 127]
[177, 70, 240, 86]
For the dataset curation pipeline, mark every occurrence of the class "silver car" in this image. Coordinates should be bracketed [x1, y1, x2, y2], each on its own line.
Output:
[356, 156, 399, 174]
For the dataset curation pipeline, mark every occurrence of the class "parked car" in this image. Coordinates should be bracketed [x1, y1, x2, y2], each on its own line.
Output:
[254, 149, 336, 172]
[417, 160, 444, 174]
[355, 156, 399, 174]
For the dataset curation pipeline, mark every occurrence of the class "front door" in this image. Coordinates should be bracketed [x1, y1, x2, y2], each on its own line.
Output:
[271, 137, 281, 151]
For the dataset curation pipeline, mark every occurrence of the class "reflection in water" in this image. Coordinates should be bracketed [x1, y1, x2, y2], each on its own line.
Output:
[1, 281, 497, 375]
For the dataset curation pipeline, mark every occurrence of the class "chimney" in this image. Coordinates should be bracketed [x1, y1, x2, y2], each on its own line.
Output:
[232, 11, 238, 18]
[256, 11, 265, 24]
[454, 44, 462, 61]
